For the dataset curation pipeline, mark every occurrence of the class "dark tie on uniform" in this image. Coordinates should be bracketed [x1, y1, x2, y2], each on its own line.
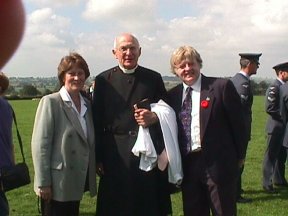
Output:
[179, 87, 192, 156]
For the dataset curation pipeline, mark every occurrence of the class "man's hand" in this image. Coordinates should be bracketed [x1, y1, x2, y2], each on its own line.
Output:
[96, 163, 105, 176]
[134, 108, 158, 128]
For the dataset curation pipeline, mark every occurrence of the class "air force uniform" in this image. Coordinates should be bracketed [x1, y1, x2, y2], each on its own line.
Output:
[231, 53, 262, 200]
[262, 77, 285, 190]
[275, 62, 288, 186]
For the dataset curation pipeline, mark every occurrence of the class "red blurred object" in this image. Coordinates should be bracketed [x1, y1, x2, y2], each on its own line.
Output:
[0, 0, 25, 69]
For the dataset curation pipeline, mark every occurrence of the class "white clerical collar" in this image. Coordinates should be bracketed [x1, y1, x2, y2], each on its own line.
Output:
[118, 64, 138, 74]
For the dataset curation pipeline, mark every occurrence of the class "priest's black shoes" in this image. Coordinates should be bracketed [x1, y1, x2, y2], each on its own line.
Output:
[263, 185, 277, 193]
[236, 195, 252, 203]
[274, 182, 288, 187]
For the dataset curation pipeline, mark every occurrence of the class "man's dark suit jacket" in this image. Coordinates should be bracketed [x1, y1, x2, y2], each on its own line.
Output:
[92, 65, 170, 216]
[168, 75, 246, 184]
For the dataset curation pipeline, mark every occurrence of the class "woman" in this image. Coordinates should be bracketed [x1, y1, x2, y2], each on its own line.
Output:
[31, 52, 96, 216]
[0, 72, 14, 216]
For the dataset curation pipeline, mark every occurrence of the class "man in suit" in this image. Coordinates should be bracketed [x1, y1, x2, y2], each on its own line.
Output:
[168, 45, 245, 216]
[231, 53, 262, 203]
[92, 33, 171, 216]
[262, 62, 288, 193]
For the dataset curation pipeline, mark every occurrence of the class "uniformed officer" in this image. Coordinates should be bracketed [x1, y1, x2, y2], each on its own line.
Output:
[275, 62, 288, 188]
[262, 62, 288, 193]
[231, 53, 262, 203]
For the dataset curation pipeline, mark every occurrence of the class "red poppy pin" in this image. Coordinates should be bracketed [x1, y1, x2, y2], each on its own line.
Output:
[201, 97, 210, 108]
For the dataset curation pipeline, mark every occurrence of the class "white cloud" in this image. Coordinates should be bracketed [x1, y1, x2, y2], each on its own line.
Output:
[250, 0, 288, 32]
[37, 33, 66, 45]
[26, 0, 81, 8]
[25, 8, 72, 48]
[83, 0, 156, 21]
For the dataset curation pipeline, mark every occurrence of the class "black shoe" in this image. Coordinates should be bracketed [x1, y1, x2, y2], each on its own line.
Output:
[263, 185, 277, 193]
[237, 196, 252, 203]
[274, 182, 288, 187]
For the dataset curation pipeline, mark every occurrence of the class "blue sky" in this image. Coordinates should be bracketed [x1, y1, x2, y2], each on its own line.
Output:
[3, 0, 288, 78]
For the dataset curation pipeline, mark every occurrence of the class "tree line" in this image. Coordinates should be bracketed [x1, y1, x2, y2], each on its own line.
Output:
[5, 78, 271, 99]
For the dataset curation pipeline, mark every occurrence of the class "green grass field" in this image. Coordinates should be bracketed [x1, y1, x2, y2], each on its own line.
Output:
[6, 96, 288, 215]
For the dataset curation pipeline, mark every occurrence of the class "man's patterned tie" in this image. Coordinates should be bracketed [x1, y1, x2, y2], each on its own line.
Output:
[179, 87, 192, 155]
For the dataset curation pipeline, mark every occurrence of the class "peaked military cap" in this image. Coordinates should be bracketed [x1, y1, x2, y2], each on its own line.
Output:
[272, 62, 288, 70]
[239, 53, 262, 62]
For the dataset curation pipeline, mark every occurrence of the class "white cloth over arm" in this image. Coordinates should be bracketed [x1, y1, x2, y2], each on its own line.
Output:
[151, 100, 183, 184]
[132, 99, 183, 184]
[132, 126, 157, 171]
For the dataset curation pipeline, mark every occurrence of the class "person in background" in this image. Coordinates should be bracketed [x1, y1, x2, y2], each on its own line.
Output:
[276, 62, 288, 188]
[273, 147, 288, 187]
[274, 149, 288, 187]
[89, 81, 95, 100]
[168, 46, 245, 216]
[0, 72, 14, 216]
[0, 1, 25, 213]
[31, 52, 96, 216]
[92, 33, 172, 216]
[231, 53, 262, 203]
[262, 62, 288, 193]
